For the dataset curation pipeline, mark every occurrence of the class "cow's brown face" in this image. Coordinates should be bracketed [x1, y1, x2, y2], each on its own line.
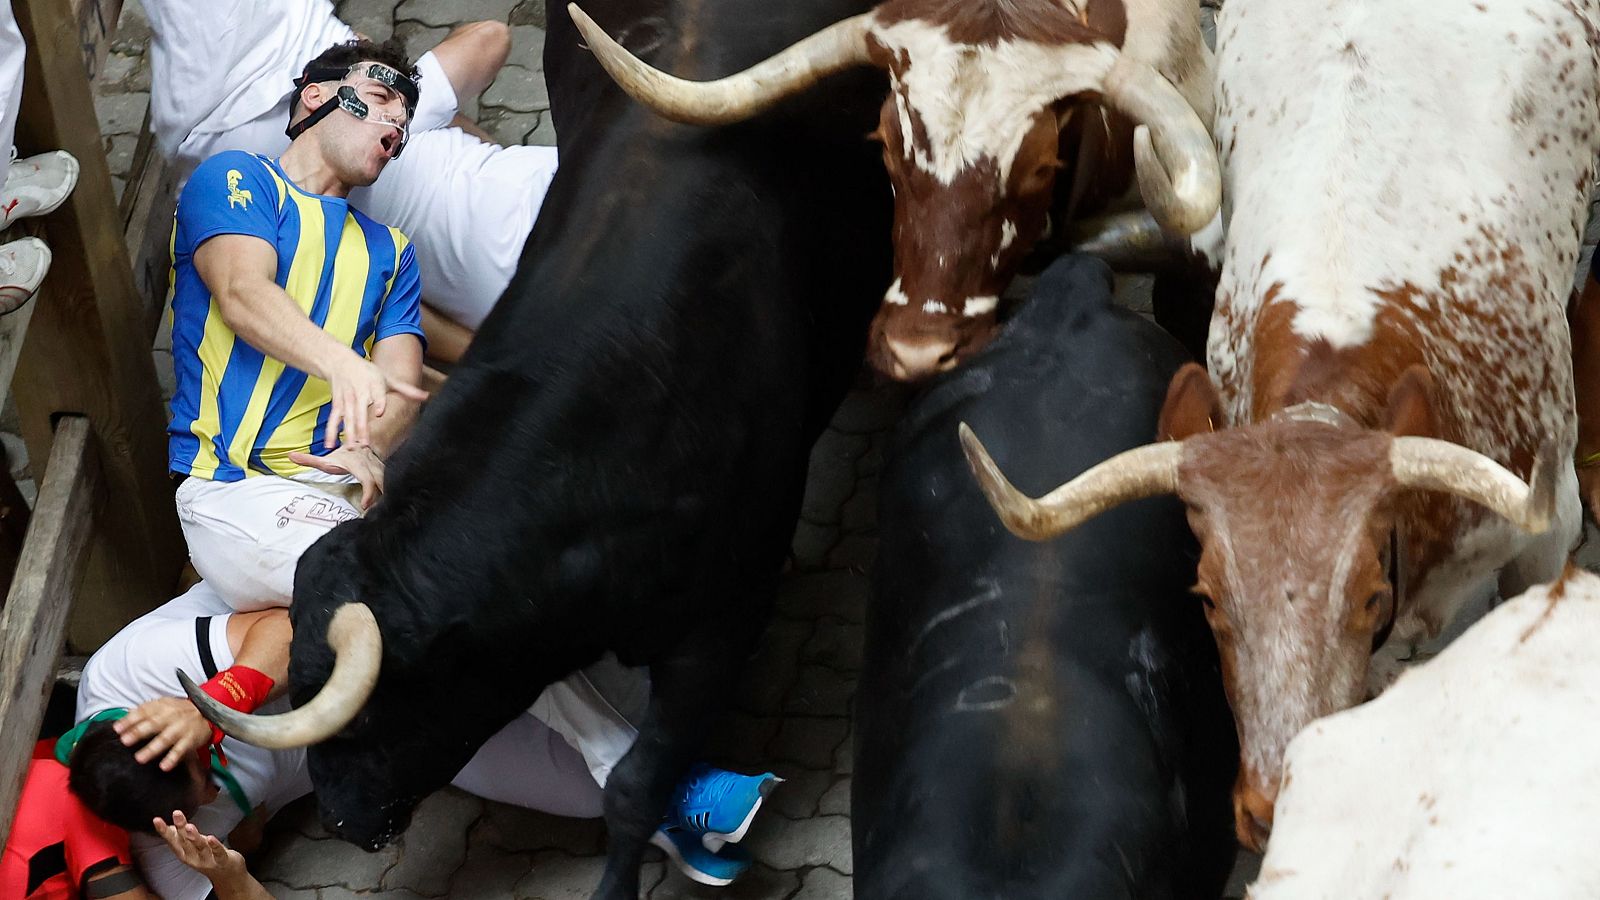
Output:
[1160, 369, 1403, 853]
[866, 94, 1063, 380]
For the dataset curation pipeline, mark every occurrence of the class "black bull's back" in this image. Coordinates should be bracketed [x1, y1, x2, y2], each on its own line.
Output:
[287, 0, 892, 848]
[856, 257, 1238, 899]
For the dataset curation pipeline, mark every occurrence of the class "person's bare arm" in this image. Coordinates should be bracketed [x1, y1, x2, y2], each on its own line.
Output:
[431, 21, 512, 102]
[116, 610, 291, 770]
[366, 334, 424, 457]
[195, 234, 426, 448]
[421, 304, 475, 365]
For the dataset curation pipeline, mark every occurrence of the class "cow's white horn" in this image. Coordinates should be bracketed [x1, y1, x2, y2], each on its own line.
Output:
[567, 4, 878, 126]
[1097, 59, 1221, 236]
[959, 423, 1185, 541]
[1064, 209, 1188, 270]
[181, 603, 382, 750]
[1389, 437, 1558, 534]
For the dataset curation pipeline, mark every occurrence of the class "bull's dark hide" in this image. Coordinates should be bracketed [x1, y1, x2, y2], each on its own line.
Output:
[286, 0, 891, 892]
[856, 255, 1238, 899]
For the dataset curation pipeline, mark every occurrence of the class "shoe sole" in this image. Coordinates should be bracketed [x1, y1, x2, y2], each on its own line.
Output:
[649, 830, 738, 887]
[701, 775, 782, 853]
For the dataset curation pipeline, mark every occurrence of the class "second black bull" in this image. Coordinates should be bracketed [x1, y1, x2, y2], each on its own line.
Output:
[185, 0, 892, 897]
[858, 256, 1238, 898]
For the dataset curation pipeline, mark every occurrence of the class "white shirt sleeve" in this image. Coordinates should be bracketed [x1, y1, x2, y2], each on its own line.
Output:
[410, 50, 460, 134]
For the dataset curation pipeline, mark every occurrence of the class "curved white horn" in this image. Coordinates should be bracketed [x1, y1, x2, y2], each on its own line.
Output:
[959, 423, 1185, 541]
[1064, 209, 1189, 270]
[1389, 437, 1559, 534]
[1097, 58, 1221, 236]
[181, 603, 382, 750]
[567, 4, 877, 126]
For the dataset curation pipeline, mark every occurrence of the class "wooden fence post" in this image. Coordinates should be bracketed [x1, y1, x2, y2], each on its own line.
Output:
[11, 0, 185, 650]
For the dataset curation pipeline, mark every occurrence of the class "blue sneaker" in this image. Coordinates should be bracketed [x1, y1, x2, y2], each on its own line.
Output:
[650, 825, 752, 886]
[669, 764, 783, 851]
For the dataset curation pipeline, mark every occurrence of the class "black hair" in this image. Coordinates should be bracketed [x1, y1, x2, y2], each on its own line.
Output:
[302, 38, 419, 89]
[67, 721, 202, 833]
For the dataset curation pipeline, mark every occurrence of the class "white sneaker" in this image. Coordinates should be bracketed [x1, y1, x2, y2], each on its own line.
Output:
[1, 149, 80, 228]
[0, 237, 52, 315]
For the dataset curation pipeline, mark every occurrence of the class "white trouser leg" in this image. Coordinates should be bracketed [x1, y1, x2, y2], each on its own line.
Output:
[0, 0, 26, 185]
[173, 472, 361, 611]
[530, 655, 650, 789]
[450, 711, 608, 818]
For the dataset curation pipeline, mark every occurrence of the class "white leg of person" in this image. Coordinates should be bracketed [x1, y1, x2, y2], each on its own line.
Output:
[450, 712, 607, 819]
[527, 655, 650, 790]
[173, 472, 361, 611]
[351, 136, 559, 331]
[144, 0, 353, 160]
[0, 0, 25, 186]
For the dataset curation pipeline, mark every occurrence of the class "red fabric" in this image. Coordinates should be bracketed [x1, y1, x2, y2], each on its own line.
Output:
[199, 665, 275, 745]
[0, 741, 136, 899]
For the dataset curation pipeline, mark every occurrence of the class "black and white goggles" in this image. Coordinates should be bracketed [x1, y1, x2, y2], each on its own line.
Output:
[286, 61, 421, 156]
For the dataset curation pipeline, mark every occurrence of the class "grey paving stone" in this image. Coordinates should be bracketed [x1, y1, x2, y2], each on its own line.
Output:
[384, 788, 485, 895]
[392, 21, 450, 71]
[785, 666, 855, 718]
[526, 112, 559, 146]
[510, 849, 607, 899]
[746, 815, 852, 875]
[733, 617, 813, 716]
[510, 25, 547, 69]
[483, 64, 551, 112]
[839, 480, 877, 533]
[792, 866, 853, 900]
[93, 92, 149, 136]
[254, 833, 401, 890]
[111, 0, 152, 52]
[828, 386, 909, 434]
[476, 801, 606, 855]
[451, 843, 536, 899]
[337, 0, 396, 40]
[801, 618, 863, 674]
[397, 0, 522, 26]
[802, 430, 870, 524]
[776, 571, 868, 624]
[152, 347, 176, 402]
[825, 534, 876, 574]
[834, 726, 853, 775]
[318, 888, 430, 900]
[97, 51, 139, 88]
[509, 0, 547, 28]
[262, 883, 317, 900]
[767, 716, 849, 770]
[790, 519, 840, 570]
[766, 768, 833, 820]
[817, 778, 851, 817]
[486, 110, 544, 148]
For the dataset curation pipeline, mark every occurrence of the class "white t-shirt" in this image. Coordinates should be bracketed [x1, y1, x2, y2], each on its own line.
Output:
[145, 0, 357, 158]
[76, 581, 310, 900]
[350, 133, 559, 329]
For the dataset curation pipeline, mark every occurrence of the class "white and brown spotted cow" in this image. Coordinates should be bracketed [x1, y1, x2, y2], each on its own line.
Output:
[960, 0, 1597, 852]
[1250, 566, 1600, 899]
[566, 0, 1219, 380]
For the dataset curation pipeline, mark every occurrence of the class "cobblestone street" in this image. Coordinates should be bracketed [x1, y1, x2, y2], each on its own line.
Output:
[73, 0, 1599, 897]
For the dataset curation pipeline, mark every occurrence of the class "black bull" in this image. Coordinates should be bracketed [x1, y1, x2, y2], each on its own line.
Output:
[857, 256, 1238, 898]
[281, 0, 891, 893]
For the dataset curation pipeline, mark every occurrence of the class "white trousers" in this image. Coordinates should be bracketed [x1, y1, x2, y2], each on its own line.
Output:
[173, 471, 645, 790]
[0, 0, 26, 186]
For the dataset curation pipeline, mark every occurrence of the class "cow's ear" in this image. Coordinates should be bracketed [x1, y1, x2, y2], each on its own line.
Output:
[1384, 365, 1437, 439]
[1159, 363, 1222, 441]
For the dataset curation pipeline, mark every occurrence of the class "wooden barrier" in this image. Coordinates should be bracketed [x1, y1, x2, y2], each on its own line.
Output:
[0, 417, 104, 844]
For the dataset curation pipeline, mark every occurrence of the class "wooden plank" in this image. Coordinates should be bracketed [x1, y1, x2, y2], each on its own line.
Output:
[0, 417, 103, 847]
[12, 0, 186, 651]
[118, 112, 177, 338]
[68, 0, 125, 82]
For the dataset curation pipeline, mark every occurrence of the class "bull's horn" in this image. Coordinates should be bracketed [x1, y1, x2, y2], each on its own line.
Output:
[959, 423, 1184, 541]
[1064, 209, 1188, 270]
[1097, 59, 1221, 236]
[1389, 437, 1559, 534]
[180, 603, 382, 750]
[567, 4, 877, 126]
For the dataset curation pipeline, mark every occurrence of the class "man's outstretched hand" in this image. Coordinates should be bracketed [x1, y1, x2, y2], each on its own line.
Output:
[156, 811, 272, 900]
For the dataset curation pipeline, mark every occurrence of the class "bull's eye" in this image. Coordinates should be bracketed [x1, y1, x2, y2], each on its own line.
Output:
[1190, 585, 1217, 611]
[1365, 591, 1385, 612]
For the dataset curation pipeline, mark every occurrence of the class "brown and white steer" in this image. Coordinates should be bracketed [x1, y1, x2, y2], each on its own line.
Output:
[1250, 566, 1600, 899]
[959, 0, 1595, 852]
[566, 0, 1219, 380]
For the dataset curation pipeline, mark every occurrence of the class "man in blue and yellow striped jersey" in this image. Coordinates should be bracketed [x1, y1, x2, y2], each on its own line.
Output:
[167, 39, 431, 614]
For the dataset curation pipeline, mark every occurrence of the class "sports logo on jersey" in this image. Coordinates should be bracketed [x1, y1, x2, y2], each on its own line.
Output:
[226, 170, 253, 209]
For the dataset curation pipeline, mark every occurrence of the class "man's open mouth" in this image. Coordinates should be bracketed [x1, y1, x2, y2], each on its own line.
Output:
[379, 132, 398, 157]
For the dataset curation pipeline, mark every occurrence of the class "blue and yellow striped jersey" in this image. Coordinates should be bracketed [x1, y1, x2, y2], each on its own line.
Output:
[167, 151, 425, 482]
